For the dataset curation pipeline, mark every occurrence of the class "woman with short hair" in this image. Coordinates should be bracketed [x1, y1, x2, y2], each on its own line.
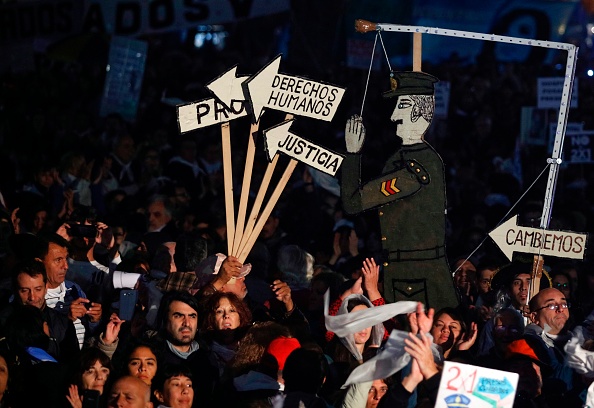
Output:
[152, 364, 194, 408]
[67, 348, 113, 408]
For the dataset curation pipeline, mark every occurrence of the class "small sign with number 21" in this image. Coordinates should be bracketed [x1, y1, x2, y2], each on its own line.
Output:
[436, 361, 519, 408]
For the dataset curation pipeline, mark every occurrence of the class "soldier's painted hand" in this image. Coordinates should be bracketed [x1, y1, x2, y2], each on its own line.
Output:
[345, 114, 366, 153]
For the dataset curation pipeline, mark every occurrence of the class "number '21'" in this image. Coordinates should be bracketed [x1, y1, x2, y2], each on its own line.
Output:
[446, 366, 477, 393]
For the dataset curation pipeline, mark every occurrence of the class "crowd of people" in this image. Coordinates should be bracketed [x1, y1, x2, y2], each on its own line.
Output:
[1, 200, 594, 408]
[1, 13, 594, 408]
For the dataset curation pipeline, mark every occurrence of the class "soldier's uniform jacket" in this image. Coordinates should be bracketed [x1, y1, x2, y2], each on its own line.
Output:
[341, 141, 458, 309]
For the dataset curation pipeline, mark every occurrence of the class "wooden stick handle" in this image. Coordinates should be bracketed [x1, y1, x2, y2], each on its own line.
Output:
[238, 158, 298, 263]
[355, 19, 377, 33]
[236, 114, 293, 257]
[523, 254, 545, 319]
[231, 122, 259, 256]
[529, 255, 544, 298]
[221, 122, 235, 255]
[236, 154, 278, 257]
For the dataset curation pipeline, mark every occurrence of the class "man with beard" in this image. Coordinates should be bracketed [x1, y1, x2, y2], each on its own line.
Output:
[151, 291, 217, 408]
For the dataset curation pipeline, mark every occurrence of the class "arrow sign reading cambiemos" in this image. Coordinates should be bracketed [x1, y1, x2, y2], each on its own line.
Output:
[489, 215, 588, 261]
[206, 65, 250, 111]
[177, 97, 248, 133]
[243, 55, 345, 123]
[263, 119, 344, 176]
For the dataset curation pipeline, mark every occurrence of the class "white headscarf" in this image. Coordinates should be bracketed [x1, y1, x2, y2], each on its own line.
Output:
[335, 294, 385, 361]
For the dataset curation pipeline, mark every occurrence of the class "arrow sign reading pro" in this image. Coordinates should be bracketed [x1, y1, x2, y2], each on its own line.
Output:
[263, 119, 344, 176]
[177, 65, 250, 133]
[489, 215, 588, 261]
[206, 65, 250, 111]
[177, 97, 248, 133]
[244, 55, 345, 122]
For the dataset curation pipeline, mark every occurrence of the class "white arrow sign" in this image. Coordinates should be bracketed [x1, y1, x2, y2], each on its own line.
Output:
[177, 97, 248, 133]
[489, 215, 588, 261]
[244, 55, 346, 123]
[206, 65, 250, 110]
[263, 119, 344, 176]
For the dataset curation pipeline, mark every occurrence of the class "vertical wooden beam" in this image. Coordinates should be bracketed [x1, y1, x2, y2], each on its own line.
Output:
[231, 122, 259, 255]
[413, 32, 422, 71]
[221, 122, 235, 255]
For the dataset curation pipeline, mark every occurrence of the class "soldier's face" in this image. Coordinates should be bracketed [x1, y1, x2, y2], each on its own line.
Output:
[390, 95, 430, 143]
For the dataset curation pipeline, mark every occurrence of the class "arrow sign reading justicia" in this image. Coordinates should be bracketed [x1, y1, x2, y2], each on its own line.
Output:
[243, 55, 346, 123]
[488, 215, 588, 261]
[263, 119, 344, 176]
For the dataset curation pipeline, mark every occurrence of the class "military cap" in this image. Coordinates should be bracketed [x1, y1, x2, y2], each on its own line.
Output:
[383, 71, 438, 98]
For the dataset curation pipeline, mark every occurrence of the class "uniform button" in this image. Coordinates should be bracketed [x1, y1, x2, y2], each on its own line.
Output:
[381, 236, 387, 241]
[406, 286, 413, 292]
[416, 168, 421, 173]
[409, 162, 415, 167]
[422, 176, 427, 180]
[378, 211, 384, 216]
[383, 262, 389, 267]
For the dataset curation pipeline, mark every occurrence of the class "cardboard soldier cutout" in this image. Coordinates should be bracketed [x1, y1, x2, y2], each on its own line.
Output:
[341, 71, 458, 309]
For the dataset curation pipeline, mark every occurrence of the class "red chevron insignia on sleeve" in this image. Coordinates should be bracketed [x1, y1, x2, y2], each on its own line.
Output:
[380, 178, 400, 196]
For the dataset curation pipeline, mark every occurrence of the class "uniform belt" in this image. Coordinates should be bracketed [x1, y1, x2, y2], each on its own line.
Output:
[386, 245, 446, 262]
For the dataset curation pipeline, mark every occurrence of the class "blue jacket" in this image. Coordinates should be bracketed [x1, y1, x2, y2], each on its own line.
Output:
[49, 280, 101, 338]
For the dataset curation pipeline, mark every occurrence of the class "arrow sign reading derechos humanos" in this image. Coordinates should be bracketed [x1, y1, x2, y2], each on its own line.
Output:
[263, 119, 344, 176]
[243, 54, 346, 123]
[489, 215, 588, 261]
[176, 66, 249, 133]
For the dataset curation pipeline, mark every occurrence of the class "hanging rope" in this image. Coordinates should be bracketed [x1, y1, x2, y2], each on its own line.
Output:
[360, 31, 393, 117]
[378, 31, 392, 72]
[451, 161, 552, 277]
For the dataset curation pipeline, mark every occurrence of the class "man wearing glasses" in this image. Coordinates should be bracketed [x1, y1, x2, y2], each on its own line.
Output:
[525, 287, 574, 394]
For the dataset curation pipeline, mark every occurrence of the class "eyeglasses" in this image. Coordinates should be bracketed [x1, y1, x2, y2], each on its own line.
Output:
[532, 302, 570, 312]
[554, 282, 569, 289]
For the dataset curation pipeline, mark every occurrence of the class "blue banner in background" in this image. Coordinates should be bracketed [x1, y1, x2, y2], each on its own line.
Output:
[99, 37, 147, 122]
